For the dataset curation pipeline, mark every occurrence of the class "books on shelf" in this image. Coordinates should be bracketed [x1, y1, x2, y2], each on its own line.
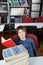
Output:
[9, 0, 28, 7]
[10, 24, 15, 31]
[0, 16, 7, 23]
[9, 0, 20, 6]
[32, 4, 40, 11]
[15, 17, 22, 23]
[10, 8, 24, 16]
[32, 0, 41, 3]
[0, 5, 8, 12]
[31, 12, 39, 18]
[10, 17, 15, 23]
[41, 12, 43, 17]
[19, 0, 28, 6]
[1, 37, 16, 48]
[1, 16, 7, 23]
[2, 44, 29, 65]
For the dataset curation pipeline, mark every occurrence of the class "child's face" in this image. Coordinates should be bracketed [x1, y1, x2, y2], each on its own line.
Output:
[18, 29, 26, 40]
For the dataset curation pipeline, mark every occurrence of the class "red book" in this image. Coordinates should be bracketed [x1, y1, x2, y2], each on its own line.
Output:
[1, 37, 16, 48]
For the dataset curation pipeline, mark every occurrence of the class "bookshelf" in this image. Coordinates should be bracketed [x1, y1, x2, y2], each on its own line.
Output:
[9, 0, 30, 23]
[41, 0, 43, 17]
[0, 0, 9, 24]
[8, 0, 30, 33]
[0, 0, 43, 34]
[30, 0, 41, 18]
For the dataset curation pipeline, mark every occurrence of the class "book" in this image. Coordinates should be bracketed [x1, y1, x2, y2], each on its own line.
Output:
[0, 17, 1, 24]
[19, 0, 28, 6]
[10, 8, 24, 16]
[5, 57, 29, 65]
[10, 24, 15, 31]
[1, 37, 16, 48]
[1, 16, 7, 23]
[9, 0, 20, 6]
[10, 17, 15, 23]
[0, 5, 8, 12]
[15, 17, 22, 23]
[2, 44, 29, 62]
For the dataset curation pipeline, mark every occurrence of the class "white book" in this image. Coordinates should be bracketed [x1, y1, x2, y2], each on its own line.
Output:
[10, 8, 24, 16]
[2, 44, 29, 62]
[5, 58, 29, 65]
[5, 56, 29, 65]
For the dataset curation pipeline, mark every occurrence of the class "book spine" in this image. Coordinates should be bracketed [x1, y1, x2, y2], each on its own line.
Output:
[0, 17, 1, 24]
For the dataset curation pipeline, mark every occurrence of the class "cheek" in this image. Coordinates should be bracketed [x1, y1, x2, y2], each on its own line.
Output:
[23, 32, 26, 36]
[18, 33, 21, 37]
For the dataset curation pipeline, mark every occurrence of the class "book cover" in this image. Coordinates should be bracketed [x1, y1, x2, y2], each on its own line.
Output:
[1, 37, 16, 48]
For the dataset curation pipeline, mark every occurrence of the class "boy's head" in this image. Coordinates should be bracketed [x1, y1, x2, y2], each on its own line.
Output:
[16, 26, 27, 41]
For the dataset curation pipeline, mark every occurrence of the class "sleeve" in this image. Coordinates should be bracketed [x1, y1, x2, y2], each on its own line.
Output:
[14, 39, 20, 45]
[31, 39, 38, 56]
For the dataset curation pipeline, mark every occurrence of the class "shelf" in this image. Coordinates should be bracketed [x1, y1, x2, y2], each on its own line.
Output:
[0, 12, 8, 16]
[0, 2, 8, 5]
[31, 11, 40, 12]
[10, 14, 29, 17]
[32, 0, 41, 3]
[32, 3, 40, 4]
[9, 5, 30, 8]
[0, 11, 8, 14]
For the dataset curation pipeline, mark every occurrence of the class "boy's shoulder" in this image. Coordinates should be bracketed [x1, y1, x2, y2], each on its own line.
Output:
[26, 38, 34, 42]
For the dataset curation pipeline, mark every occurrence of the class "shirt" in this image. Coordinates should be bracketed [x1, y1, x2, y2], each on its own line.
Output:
[14, 38, 38, 57]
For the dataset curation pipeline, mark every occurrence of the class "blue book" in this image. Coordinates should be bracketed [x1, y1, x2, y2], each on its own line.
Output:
[4, 49, 13, 58]
[15, 17, 22, 23]
[10, 18, 15, 23]
[21, 0, 26, 4]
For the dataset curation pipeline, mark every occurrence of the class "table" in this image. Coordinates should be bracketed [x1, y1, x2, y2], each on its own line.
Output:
[0, 56, 43, 65]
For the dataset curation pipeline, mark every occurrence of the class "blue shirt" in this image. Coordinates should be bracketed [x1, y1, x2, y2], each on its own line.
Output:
[14, 38, 38, 57]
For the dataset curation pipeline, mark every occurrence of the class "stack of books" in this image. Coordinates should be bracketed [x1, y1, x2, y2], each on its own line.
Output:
[2, 44, 29, 65]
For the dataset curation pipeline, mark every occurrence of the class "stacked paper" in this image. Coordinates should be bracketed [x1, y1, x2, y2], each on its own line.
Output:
[2, 44, 29, 65]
